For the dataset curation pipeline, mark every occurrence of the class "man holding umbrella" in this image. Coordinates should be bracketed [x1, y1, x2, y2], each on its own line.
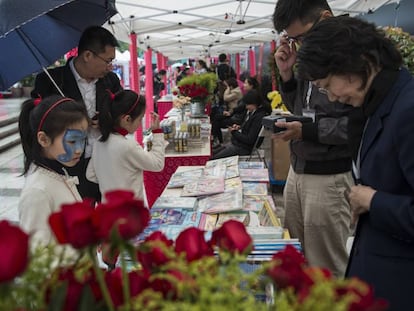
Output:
[31, 25, 122, 202]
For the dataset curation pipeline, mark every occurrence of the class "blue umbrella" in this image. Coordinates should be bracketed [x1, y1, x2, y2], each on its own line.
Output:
[0, 0, 117, 91]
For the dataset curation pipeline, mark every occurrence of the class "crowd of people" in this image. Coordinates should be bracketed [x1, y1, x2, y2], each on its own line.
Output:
[14, 1, 414, 309]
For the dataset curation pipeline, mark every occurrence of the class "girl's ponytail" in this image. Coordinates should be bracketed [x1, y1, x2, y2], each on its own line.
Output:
[19, 99, 37, 175]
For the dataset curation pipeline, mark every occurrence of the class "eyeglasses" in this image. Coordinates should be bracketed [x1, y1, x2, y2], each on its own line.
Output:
[285, 14, 322, 44]
[90, 50, 114, 65]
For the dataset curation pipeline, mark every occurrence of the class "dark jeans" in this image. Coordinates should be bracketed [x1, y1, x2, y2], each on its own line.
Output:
[211, 114, 234, 143]
[211, 143, 251, 160]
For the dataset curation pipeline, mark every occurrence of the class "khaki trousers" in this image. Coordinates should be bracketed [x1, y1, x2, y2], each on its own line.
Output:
[283, 167, 354, 277]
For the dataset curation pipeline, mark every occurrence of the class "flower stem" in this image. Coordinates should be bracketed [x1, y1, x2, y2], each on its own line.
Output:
[120, 246, 131, 309]
[89, 247, 115, 311]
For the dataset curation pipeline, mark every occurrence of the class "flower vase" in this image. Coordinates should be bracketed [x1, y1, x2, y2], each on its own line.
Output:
[190, 100, 206, 117]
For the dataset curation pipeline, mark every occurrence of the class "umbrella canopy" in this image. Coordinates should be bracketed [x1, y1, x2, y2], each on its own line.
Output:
[0, 0, 117, 91]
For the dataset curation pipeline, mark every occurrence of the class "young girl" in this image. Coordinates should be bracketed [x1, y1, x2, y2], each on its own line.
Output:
[86, 90, 166, 206]
[18, 95, 89, 246]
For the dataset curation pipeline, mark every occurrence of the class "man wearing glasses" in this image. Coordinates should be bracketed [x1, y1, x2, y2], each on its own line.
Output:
[271, 0, 354, 277]
[32, 26, 122, 203]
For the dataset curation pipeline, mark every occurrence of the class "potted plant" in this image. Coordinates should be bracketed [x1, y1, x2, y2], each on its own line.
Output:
[175, 72, 217, 116]
[383, 26, 414, 74]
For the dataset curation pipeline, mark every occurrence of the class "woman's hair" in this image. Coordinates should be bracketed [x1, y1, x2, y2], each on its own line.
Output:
[99, 90, 146, 142]
[19, 95, 89, 174]
[226, 77, 239, 88]
[197, 59, 208, 70]
[297, 16, 402, 89]
[245, 76, 260, 89]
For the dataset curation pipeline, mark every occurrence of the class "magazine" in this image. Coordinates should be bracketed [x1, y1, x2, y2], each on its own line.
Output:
[152, 196, 198, 210]
[180, 176, 225, 197]
[238, 161, 265, 169]
[242, 182, 268, 196]
[205, 155, 239, 168]
[166, 167, 204, 188]
[239, 168, 269, 183]
[197, 189, 243, 214]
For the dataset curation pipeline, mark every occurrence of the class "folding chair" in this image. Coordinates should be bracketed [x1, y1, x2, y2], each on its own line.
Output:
[247, 126, 267, 167]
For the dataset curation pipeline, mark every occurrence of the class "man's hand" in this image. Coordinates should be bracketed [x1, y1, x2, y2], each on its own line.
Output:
[271, 121, 302, 141]
[274, 35, 297, 82]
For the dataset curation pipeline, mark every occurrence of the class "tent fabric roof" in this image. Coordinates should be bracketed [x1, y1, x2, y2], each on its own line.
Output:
[105, 0, 400, 61]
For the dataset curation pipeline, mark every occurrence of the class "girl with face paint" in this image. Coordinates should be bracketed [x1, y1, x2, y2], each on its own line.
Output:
[18, 95, 89, 249]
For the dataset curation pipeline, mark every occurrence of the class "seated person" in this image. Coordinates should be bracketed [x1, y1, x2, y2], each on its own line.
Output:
[211, 90, 266, 160]
[211, 77, 261, 146]
[211, 77, 243, 146]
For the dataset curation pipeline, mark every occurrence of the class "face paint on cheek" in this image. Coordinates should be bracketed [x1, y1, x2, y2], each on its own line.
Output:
[57, 129, 87, 163]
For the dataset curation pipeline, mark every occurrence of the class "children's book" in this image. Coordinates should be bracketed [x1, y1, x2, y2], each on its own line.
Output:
[239, 168, 269, 183]
[258, 199, 282, 227]
[197, 189, 243, 214]
[180, 177, 225, 197]
[242, 182, 268, 196]
[203, 163, 227, 178]
[225, 164, 239, 179]
[205, 155, 239, 168]
[152, 196, 198, 210]
[224, 177, 243, 192]
[215, 212, 248, 228]
[166, 167, 204, 188]
[242, 196, 265, 212]
[246, 226, 284, 240]
[238, 161, 265, 169]
[198, 213, 218, 231]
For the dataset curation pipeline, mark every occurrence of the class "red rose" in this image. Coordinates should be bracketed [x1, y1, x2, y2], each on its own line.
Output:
[137, 231, 173, 271]
[210, 220, 253, 255]
[175, 227, 213, 262]
[0, 221, 29, 282]
[149, 269, 189, 300]
[46, 267, 101, 311]
[93, 190, 150, 240]
[49, 200, 99, 249]
[266, 245, 313, 293]
[105, 268, 149, 307]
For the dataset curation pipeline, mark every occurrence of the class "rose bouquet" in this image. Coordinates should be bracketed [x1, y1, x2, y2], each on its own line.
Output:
[1, 190, 388, 311]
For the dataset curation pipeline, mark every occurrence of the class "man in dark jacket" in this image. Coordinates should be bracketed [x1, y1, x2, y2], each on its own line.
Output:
[31, 26, 122, 202]
[271, 0, 354, 277]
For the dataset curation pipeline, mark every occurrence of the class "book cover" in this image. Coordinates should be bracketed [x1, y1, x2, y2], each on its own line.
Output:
[180, 177, 225, 197]
[152, 196, 198, 210]
[246, 226, 284, 240]
[203, 163, 227, 178]
[205, 155, 239, 168]
[216, 212, 248, 228]
[224, 177, 243, 192]
[167, 167, 204, 188]
[225, 164, 239, 179]
[239, 168, 269, 183]
[242, 182, 268, 196]
[238, 161, 265, 169]
[258, 200, 282, 227]
[198, 213, 218, 231]
[198, 189, 243, 214]
[242, 196, 265, 212]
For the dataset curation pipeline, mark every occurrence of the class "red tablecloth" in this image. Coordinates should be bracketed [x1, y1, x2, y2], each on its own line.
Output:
[144, 154, 210, 208]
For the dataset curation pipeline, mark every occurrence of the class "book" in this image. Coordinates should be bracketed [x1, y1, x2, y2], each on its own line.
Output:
[203, 163, 227, 178]
[258, 199, 282, 227]
[215, 212, 249, 228]
[180, 176, 225, 197]
[246, 226, 284, 240]
[238, 161, 265, 169]
[152, 196, 198, 210]
[205, 155, 239, 168]
[239, 168, 269, 183]
[198, 213, 218, 231]
[242, 196, 265, 212]
[166, 167, 204, 188]
[224, 177, 243, 192]
[225, 164, 239, 179]
[242, 182, 268, 196]
[198, 189, 243, 214]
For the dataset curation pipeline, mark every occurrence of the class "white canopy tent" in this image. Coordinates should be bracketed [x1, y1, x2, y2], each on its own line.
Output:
[104, 0, 401, 61]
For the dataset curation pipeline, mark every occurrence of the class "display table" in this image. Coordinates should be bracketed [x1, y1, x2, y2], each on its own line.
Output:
[144, 141, 211, 208]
